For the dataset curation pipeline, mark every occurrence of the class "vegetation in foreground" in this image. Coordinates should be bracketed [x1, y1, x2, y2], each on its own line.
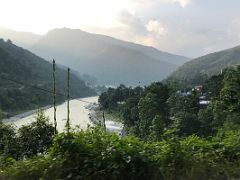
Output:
[0, 65, 239, 179]
[1, 120, 240, 180]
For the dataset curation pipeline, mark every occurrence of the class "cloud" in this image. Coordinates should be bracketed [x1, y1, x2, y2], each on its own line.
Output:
[146, 20, 167, 36]
[118, 11, 148, 35]
[173, 0, 191, 8]
[130, 0, 192, 7]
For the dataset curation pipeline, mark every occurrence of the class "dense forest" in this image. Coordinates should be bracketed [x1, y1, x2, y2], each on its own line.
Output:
[99, 65, 240, 139]
[0, 39, 96, 116]
[0, 65, 239, 179]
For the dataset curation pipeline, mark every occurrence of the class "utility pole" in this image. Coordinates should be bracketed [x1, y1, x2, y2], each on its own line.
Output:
[66, 68, 70, 134]
[53, 59, 57, 135]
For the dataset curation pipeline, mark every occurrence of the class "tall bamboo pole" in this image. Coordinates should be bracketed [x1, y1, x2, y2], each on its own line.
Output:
[66, 68, 70, 134]
[53, 59, 57, 134]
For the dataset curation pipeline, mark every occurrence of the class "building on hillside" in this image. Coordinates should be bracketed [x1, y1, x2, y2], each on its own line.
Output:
[194, 85, 203, 92]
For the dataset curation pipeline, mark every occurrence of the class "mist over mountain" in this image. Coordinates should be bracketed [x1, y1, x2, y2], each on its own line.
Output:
[29, 28, 189, 85]
[167, 45, 240, 86]
[0, 27, 41, 48]
[0, 39, 95, 113]
[0, 27, 190, 85]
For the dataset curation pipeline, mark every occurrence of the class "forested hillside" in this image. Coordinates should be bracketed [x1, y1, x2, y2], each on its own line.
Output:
[167, 45, 240, 86]
[0, 39, 96, 115]
[99, 65, 240, 139]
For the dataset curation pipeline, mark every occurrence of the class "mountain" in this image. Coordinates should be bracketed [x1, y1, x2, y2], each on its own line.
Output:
[0, 27, 41, 48]
[0, 27, 190, 85]
[0, 39, 96, 114]
[27, 28, 189, 85]
[167, 45, 240, 86]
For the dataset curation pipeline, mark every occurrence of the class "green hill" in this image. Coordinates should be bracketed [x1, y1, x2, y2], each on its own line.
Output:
[0, 39, 96, 115]
[167, 45, 240, 86]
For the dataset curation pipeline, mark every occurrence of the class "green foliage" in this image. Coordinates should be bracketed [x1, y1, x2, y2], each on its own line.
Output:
[46, 127, 162, 179]
[17, 110, 55, 158]
[198, 107, 215, 136]
[0, 122, 19, 159]
[149, 115, 165, 141]
[121, 96, 140, 127]
[212, 66, 240, 127]
[203, 73, 224, 98]
[0, 110, 55, 161]
[138, 83, 169, 139]
[174, 112, 200, 136]
[98, 85, 143, 110]
[1, 128, 240, 179]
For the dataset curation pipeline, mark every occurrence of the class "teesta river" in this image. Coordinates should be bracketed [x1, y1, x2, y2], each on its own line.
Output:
[3, 96, 123, 134]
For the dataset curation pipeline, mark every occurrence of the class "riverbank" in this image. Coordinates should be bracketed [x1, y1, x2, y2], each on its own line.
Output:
[4, 97, 98, 132]
[92, 108, 123, 135]
[3, 96, 123, 134]
[2, 105, 52, 123]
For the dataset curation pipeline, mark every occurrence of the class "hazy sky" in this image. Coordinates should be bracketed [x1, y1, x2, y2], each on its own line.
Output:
[0, 0, 240, 57]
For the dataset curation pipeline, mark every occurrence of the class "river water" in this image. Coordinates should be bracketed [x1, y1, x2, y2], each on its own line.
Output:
[3, 96, 123, 134]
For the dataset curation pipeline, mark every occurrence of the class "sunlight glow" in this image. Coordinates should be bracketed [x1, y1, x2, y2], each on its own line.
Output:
[0, 0, 131, 34]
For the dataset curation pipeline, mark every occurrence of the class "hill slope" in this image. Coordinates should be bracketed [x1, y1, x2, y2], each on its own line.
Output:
[28, 28, 189, 85]
[0, 39, 96, 114]
[167, 45, 240, 86]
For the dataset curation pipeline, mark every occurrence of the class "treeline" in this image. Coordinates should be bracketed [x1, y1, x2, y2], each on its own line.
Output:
[0, 110, 54, 160]
[99, 65, 240, 140]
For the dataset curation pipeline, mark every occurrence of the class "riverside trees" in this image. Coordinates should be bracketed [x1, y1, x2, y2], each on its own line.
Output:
[99, 65, 240, 139]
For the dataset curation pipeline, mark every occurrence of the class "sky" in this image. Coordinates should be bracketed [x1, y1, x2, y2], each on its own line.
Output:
[0, 0, 240, 57]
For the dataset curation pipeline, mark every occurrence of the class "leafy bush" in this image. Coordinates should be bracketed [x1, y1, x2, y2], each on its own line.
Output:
[1, 127, 240, 180]
[17, 110, 55, 158]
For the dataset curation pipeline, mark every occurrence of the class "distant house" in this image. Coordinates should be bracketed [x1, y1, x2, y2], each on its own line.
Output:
[199, 100, 210, 106]
[199, 94, 210, 107]
[176, 90, 191, 97]
[195, 85, 203, 92]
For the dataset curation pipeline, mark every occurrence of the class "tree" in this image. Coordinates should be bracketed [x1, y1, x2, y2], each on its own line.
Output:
[203, 73, 224, 98]
[174, 112, 200, 136]
[121, 97, 140, 127]
[0, 122, 19, 159]
[18, 110, 55, 158]
[198, 107, 215, 136]
[149, 115, 165, 141]
[138, 83, 170, 139]
[213, 66, 240, 126]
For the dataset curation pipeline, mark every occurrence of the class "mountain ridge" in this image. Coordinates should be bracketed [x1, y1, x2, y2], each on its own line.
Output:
[29, 28, 190, 85]
[166, 45, 240, 86]
[1, 27, 190, 85]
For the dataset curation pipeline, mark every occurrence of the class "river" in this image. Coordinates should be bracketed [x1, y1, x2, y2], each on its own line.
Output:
[3, 96, 123, 134]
